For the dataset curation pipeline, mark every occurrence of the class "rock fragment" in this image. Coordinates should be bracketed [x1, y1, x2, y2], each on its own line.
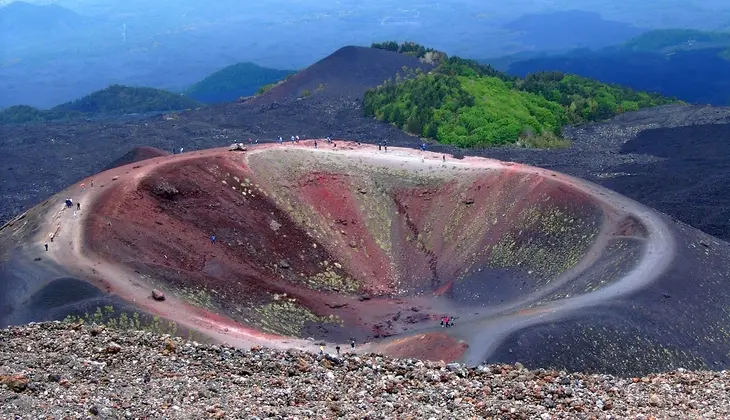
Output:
[152, 289, 166, 301]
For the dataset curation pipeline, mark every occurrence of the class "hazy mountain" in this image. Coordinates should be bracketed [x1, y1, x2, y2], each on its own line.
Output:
[503, 10, 646, 51]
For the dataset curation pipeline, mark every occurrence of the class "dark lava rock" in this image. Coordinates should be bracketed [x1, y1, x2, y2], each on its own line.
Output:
[278, 260, 291, 269]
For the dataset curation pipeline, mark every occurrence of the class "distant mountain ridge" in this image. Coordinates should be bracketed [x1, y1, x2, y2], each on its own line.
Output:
[185, 62, 296, 104]
[0, 85, 201, 124]
[503, 29, 730, 105]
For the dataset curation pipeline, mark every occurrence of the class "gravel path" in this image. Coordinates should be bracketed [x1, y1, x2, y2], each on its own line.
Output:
[1, 322, 728, 419]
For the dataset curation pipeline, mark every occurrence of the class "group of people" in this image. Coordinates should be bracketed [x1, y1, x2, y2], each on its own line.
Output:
[441, 316, 455, 328]
[319, 337, 357, 356]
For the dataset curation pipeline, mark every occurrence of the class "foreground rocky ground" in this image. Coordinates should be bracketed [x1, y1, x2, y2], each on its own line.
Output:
[1, 323, 728, 419]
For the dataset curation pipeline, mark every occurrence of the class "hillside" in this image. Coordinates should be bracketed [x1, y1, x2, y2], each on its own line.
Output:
[3, 323, 728, 418]
[502, 10, 646, 52]
[246, 45, 435, 105]
[364, 47, 677, 148]
[506, 47, 730, 105]
[185, 62, 296, 104]
[0, 85, 201, 124]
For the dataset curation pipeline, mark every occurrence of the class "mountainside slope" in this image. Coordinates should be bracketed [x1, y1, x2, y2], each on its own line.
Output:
[185, 62, 296, 104]
[246, 46, 434, 105]
[53, 85, 200, 115]
[0, 85, 201, 124]
[503, 10, 646, 51]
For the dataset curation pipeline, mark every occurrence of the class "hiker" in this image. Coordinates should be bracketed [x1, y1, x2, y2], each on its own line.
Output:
[44, 242, 48, 252]
[210, 235, 216, 244]
[319, 345, 324, 355]
[333, 142, 337, 148]
[326, 136, 331, 144]
[77, 202, 80, 211]
[248, 138, 252, 144]
[255, 138, 259, 144]
[335, 345, 340, 355]
[180, 147, 184, 154]
[80, 183, 86, 192]
[384, 145, 388, 152]
[357, 140, 361, 146]
[90, 180, 94, 188]
[291, 135, 295, 143]
[442, 155, 446, 162]
[73, 211, 77, 219]
[444, 316, 450, 328]
[440, 317, 445, 327]
[295, 135, 300, 143]
[350, 338, 356, 349]
[378, 143, 382, 151]
[49, 233, 54, 243]
[278, 136, 283, 143]
[314, 140, 318, 149]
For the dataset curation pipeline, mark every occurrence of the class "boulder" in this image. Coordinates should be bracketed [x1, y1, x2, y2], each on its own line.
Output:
[0, 375, 28, 392]
[152, 289, 166, 301]
[229, 143, 247, 152]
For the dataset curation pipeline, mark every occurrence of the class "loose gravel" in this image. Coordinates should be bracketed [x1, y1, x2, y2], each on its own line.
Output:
[1, 322, 728, 419]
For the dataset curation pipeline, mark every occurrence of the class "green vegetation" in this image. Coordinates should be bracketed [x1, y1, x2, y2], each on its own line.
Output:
[186, 62, 296, 103]
[622, 29, 730, 52]
[371, 41, 447, 64]
[62, 305, 201, 341]
[0, 84, 201, 124]
[364, 42, 677, 148]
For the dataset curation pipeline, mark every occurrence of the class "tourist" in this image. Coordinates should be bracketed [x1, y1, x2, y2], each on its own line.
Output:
[44, 242, 48, 252]
[350, 338, 356, 349]
[77, 202, 80, 211]
[335, 345, 340, 355]
[210, 235, 216, 244]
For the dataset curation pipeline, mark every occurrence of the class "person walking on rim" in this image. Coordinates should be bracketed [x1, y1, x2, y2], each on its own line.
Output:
[44, 242, 48, 252]
[210, 235, 216, 244]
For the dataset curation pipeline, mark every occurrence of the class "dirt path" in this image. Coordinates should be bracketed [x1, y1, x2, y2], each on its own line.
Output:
[38, 147, 332, 353]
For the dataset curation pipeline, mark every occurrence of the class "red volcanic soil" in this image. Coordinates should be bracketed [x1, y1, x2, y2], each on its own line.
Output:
[83, 146, 451, 344]
[40, 141, 648, 363]
[377, 332, 469, 363]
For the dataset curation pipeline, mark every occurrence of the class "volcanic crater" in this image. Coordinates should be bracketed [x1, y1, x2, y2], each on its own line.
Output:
[18, 140, 664, 366]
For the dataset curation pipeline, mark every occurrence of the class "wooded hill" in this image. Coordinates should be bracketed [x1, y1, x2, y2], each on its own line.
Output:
[366, 42, 678, 148]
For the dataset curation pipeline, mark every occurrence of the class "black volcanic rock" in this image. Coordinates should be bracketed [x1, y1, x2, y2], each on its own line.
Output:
[246, 46, 434, 105]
